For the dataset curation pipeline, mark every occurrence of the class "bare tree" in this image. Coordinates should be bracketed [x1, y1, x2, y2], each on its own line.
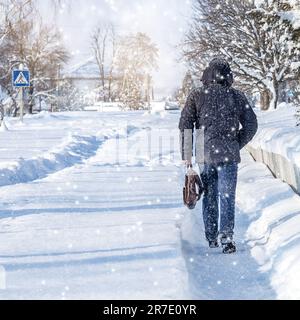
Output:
[0, 0, 35, 116]
[183, 0, 300, 110]
[0, 0, 69, 114]
[107, 24, 117, 102]
[91, 24, 109, 101]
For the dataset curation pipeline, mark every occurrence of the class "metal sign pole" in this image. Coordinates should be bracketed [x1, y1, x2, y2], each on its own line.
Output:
[19, 87, 24, 123]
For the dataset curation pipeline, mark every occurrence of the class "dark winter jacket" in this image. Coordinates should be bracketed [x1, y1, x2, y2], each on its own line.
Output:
[179, 58, 258, 165]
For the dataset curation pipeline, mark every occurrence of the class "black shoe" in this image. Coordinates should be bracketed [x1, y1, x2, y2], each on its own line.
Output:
[222, 242, 237, 254]
[209, 240, 219, 248]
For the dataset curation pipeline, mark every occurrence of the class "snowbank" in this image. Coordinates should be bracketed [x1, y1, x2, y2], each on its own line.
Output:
[0, 123, 141, 187]
[0, 134, 102, 187]
[238, 152, 300, 300]
[249, 103, 299, 160]
[245, 105, 300, 298]
[0, 111, 144, 187]
[248, 104, 300, 192]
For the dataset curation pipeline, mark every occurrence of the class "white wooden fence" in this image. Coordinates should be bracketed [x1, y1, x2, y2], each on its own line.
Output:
[247, 145, 300, 194]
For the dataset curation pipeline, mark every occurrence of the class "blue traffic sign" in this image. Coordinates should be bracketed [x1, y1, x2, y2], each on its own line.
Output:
[12, 70, 30, 87]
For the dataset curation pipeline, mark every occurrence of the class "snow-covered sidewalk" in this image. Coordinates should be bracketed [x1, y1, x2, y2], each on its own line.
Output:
[181, 150, 300, 300]
[0, 110, 300, 300]
[0, 111, 188, 300]
[180, 152, 275, 300]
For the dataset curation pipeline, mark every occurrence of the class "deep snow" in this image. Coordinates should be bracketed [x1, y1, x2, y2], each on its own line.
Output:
[250, 103, 300, 162]
[0, 110, 188, 300]
[0, 109, 299, 299]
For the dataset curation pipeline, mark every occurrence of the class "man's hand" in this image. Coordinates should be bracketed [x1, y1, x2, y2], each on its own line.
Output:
[183, 160, 192, 167]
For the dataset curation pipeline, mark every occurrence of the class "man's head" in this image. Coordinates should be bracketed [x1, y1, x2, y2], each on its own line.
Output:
[202, 58, 234, 87]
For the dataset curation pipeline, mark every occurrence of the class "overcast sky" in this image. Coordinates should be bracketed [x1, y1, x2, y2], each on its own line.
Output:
[40, 0, 193, 95]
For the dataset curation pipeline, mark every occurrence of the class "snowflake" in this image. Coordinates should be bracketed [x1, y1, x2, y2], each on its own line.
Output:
[175, 214, 181, 220]
[126, 177, 133, 184]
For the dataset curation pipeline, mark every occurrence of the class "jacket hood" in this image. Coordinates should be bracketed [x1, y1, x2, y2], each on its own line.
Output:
[202, 58, 234, 87]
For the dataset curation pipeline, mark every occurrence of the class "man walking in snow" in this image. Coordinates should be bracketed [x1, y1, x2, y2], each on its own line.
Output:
[179, 58, 258, 254]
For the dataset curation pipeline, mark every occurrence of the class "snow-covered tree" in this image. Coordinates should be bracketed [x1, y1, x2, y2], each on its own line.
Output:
[120, 73, 144, 110]
[116, 32, 158, 110]
[0, 0, 69, 114]
[56, 80, 81, 111]
[183, 0, 300, 110]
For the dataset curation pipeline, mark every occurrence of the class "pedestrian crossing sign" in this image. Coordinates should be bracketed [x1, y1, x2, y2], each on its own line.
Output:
[12, 70, 30, 87]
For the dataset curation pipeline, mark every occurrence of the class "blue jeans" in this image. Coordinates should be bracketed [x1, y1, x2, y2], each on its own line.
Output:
[201, 163, 238, 243]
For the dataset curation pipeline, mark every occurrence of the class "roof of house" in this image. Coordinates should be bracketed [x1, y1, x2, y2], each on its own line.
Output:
[63, 57, 104, 79]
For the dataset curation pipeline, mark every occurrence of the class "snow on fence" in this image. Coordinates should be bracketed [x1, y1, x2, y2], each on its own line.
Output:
[247, 145, 300, 194]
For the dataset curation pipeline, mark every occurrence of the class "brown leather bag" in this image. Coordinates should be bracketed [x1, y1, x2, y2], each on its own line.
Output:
[183, 166, 204, 210]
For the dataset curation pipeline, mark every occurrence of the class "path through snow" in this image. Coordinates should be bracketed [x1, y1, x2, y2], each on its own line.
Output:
[180, 153, 276, 300]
